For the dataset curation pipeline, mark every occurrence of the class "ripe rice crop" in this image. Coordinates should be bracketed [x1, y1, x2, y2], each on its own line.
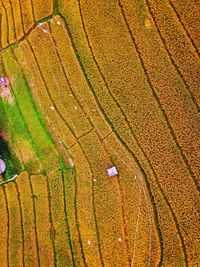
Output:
[169, 0, 200, 52]
[10, 0, 24, 39]
[16, 172, 39, 267]
[0, 0, 199, 266]
[62, 168, 86, 267]
[28, 25, 93, 139]
[31, 0, 53, 21]
[5, 182, 23, 267]
[147, 0, 200, 107]
[1, 0, 16, 44]
[20, 0, 34, 33]
[0, 2, 9, 48]
[79, 130, 130, 266]
[119, 0, 200, 181]
[69, 142, 103, 267]
[48, 170, 73, 266]
[0, 188, 8, 266]
[30, 174, 54, 266]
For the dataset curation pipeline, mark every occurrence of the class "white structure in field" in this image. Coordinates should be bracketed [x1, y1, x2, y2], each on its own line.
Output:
[0, 159, 6, 174]
[107, 166, 118, 177]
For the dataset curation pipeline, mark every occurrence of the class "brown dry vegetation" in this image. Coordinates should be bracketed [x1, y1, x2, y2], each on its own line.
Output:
[0, 0, 199, 267]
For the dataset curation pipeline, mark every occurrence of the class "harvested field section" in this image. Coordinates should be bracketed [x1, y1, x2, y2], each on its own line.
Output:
[31, 0, 53, 21]
[30, 174, 54, 267]
[69, 142, 103, 267]
[16, 172, 39, 267]
[48, 171, 73, 267]
[119, 0, 200, 186]
[147, 0, 200, 107]
[79, 130, 130, 267]
[1, 0, 16, 44]
[0, 188, 8, 267]
[5, 182, 23, 267]
[10, 0, 24, 39]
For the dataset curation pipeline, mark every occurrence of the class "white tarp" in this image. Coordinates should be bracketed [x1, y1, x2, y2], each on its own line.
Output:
[107, 166, 118, 177]
[0, 159, 6, 174]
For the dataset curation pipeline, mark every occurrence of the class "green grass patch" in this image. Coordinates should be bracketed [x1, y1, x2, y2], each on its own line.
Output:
[0, 48, 65, 176]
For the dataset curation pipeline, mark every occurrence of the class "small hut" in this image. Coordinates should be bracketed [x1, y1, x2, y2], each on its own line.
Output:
[107, 166, 118, 177]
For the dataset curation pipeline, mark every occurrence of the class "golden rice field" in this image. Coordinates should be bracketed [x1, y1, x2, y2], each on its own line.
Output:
[0, 1, 199, 266]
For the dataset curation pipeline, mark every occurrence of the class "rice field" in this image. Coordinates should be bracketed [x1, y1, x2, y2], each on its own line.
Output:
[0, 1, 199, 266]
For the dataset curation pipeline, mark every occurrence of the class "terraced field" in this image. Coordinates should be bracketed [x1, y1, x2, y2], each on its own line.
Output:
[0, 1, 199, 266]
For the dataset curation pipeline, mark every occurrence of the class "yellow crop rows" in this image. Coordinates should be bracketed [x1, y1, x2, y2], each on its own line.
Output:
[16, 172, 38, 266]
[0, 0, 199, 266]
[30, 174, 54, 266]
[0, 188, 7, 266]
[5, 182, 23, 266]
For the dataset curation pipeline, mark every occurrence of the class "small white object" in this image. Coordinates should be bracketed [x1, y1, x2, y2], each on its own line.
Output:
[57, 21, 61, 25]
[134, 175, 137, 179]
[118, 237, 122, 242]
[50, 106, 55, 110]
[93, 178, 97, 182]
[74, 106, 77, 110]
[107, 166, 118, 177]
[87, 240, 91, 246]
[0, 159, 6, 174]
